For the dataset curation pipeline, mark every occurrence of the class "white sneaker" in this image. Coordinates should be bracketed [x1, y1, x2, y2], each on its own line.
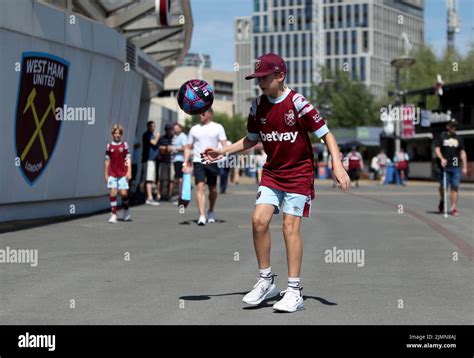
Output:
[273, 288, 304, 312]
[197, 215, 206, 226]
[242, 277, 278, 305]
[108, 214, 118, 224]
[123, 209, 131, 221]
[207, 211, 216, 223]
[146, 199, 160, 206]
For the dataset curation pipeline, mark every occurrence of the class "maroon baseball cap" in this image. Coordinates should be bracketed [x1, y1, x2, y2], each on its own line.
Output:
[245, 53, 287, 80]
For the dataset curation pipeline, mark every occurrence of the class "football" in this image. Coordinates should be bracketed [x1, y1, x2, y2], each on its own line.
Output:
[177, 79, 214, 115]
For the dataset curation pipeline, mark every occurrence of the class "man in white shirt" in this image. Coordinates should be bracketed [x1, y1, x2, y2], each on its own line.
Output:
[184, 108, 228, 225]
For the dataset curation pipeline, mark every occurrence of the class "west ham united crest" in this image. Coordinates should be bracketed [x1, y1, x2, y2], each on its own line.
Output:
[14, 52, 69, 185]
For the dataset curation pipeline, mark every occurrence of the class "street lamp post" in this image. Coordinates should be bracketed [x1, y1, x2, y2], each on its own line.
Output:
[390, 56, 415, 155]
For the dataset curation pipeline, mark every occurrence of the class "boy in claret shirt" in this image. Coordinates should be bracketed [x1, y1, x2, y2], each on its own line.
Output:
[105, 124, 132, 224]
[201, 53, 350, 313]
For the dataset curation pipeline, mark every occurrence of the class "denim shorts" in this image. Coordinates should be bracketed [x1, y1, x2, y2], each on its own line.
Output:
[255, 185, 312, 217]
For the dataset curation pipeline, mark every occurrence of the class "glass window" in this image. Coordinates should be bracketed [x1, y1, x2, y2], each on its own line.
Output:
[274, 10, 279, 30]
[281, 8, 286, 31]
[262, 36, 267, 53]
[286, 64, 291, 83]
[351, 30, 356, 54]
[294, 61, 299, 83]
[346, 4, 351, 27]
[254, 36, 259, 57]
[264, 15, 268, 32]
[360, 57, 365, 81]
[354, 4, 359, 26]
[329, 6, 335, 28]
[297, 8, 303, 31]
[326, 32, 331, 55]
[274, 0, 278, 7]
[294, 33, 299, 57]
[288, 8, 294, 30]
[337, 5, 343, 28]
[302, 33, 307, 56]
[326, 58, 331, 71]
[278, 34, 282, 55]
[254, 0, 260, 12]
[253, 15, 260, 33]
[343, 31, 348, 55]
[363, 31, 368, 52]
[323, 6, 327, 28]
[270, 35, 274, 52]
[286, 34, 291, 57]
[351, 58, 357, 80]
[335, 31, 339, 55]
[282, 0, 286, 6]
[362, 4, 368, 27]
[302, 60, 307, 82]
[305, 2, 312, 30]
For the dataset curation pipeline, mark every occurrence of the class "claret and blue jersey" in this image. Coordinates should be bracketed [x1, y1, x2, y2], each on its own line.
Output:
[247, 87, 329, 198]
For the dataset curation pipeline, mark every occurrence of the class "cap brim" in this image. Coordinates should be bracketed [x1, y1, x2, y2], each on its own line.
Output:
[244, 70, 275, 80]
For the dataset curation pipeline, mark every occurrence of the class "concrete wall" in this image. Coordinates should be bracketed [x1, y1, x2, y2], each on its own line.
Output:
[0, 0, 143, 222]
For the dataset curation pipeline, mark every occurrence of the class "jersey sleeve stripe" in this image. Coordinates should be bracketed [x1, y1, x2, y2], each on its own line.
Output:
[313, 124, 330, 138]
[297, 104, 314, 118]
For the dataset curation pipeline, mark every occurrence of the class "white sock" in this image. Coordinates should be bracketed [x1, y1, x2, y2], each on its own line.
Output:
[259, 267, 273, 282]
[288, 277, 301, 292]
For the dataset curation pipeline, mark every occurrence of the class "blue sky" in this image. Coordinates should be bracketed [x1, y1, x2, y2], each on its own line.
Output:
[189, 0, 473, 71]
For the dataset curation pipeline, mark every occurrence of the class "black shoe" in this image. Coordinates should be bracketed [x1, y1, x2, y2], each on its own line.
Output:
[438, 200, 444, 214]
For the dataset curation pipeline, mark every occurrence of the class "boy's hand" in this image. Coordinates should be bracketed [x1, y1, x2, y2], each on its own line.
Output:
[201, 147, 223, 164]
[104, 175, 108, 183]
[332, 164, 350, 192]
[182, 162, 191, 173]
[126, 173, 132, 181]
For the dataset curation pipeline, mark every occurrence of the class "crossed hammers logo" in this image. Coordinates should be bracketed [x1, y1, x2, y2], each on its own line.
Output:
[21, 88, 56, 162]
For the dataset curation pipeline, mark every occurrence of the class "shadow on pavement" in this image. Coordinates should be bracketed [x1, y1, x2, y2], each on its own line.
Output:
[179, 292, 247, 300]
[179, 292, 338, 310]
[179, 220, 227, 225]
[425, 211, 443, 215]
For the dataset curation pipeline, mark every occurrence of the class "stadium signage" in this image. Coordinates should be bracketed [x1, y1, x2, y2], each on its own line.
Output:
[14, 52, 69, 185]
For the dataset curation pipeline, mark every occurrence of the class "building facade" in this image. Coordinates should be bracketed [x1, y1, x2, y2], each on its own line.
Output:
[181, 53, 212, 68]
[234, 0, 424, 115]
[156, 66, 235, 122]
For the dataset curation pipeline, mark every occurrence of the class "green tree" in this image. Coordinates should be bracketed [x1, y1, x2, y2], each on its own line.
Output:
[400, 43, 474, 109]
[311, 68, 380, 130]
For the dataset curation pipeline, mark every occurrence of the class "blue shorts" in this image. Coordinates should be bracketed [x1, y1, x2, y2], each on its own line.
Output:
[107, 176, 129, 190]
[255, 185, 312, 217]
[435, 167, 461, 189]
